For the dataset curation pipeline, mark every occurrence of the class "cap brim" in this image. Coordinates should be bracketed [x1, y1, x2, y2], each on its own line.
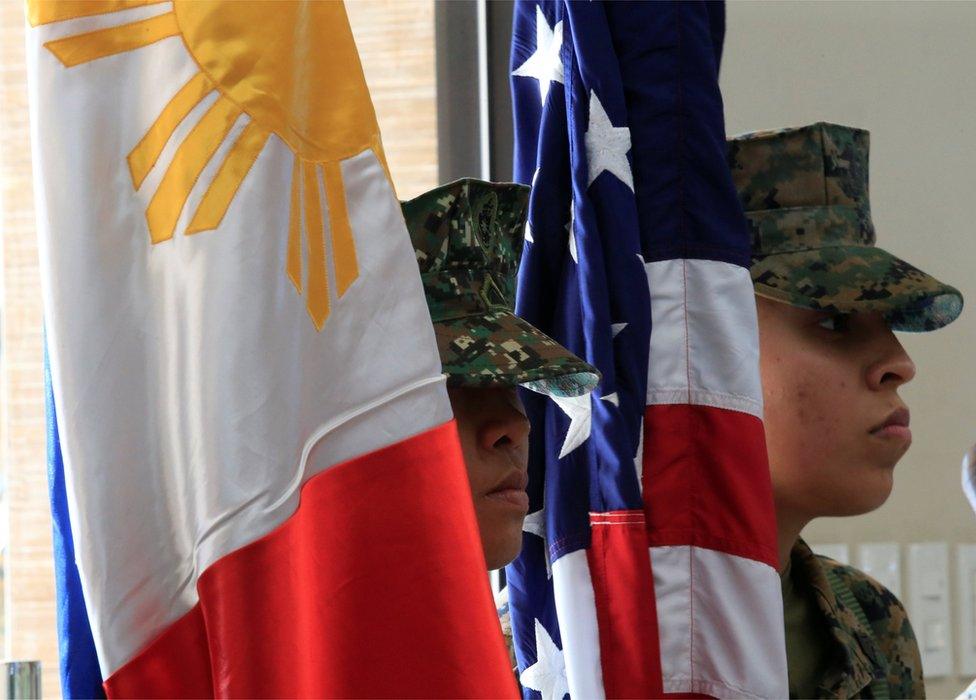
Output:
[433, 310, 600, 397]
[752, 245, 963, 332]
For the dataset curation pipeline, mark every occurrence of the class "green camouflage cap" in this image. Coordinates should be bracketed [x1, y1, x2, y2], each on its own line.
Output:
[401, 178, 600, 397]
[728, 122, 963, 332]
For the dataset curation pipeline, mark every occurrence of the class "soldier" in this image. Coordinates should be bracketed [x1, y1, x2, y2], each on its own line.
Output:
[730, 122, 964, 698]
[400, 178, 600, 572]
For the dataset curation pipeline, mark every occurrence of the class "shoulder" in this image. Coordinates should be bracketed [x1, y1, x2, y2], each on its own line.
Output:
[818, 556, 925, 698]
[820, 557, 913, 641]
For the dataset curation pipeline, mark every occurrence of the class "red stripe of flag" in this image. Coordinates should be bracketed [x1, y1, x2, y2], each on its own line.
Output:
[642, 404, 778, 568]
[587, 511, 663, 698]
[105, 420, 518, 699]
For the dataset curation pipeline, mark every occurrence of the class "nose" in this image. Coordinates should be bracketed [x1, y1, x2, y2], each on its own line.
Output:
[866, 330, 917, 391]
[477, 406, 531, 452]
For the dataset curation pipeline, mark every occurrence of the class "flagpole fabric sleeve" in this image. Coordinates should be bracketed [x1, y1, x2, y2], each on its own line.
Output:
[27, 1, 517, 696]
[507, 2, 788, 698]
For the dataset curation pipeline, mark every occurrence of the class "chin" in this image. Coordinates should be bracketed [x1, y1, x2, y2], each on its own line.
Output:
[484, 535, 523, 571]
[475, 498, 525, 570]
[478, 509, 527, 570]
[825, 469, 894, 517]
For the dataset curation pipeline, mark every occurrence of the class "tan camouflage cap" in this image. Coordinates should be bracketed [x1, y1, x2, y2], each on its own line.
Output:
[728, 122, 963, 332]
[401, 178, 600, 397]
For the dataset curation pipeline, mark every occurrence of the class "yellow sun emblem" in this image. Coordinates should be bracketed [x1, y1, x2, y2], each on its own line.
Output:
[28, 0, 389, 330]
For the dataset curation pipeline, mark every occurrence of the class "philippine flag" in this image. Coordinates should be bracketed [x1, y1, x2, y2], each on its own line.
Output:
[28, 1, 517, 697]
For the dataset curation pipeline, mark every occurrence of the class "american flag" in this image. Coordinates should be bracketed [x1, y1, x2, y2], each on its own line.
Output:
[507, 2, 788, 698]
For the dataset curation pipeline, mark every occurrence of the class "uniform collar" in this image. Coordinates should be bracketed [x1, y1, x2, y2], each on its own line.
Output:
[791, 538, 889, 698]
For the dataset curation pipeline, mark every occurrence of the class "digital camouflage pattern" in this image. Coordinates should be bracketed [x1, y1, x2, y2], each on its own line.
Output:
[729, 122, 963, 332]
[401, 178, 600, 397]
[791, 538, 924, 699]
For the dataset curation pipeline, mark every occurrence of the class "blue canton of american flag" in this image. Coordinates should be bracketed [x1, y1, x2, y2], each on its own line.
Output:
[507, 2, 789, 698]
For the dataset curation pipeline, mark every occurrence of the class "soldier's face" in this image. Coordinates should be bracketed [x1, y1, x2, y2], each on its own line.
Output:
[756, 297, 916, 522]
[448, 387, 531, 570]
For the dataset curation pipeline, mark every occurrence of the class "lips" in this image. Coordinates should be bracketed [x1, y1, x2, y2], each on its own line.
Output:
[870, 407, 911, 442]
[485, 469, 530, 511]
[488, 469, 529, 495]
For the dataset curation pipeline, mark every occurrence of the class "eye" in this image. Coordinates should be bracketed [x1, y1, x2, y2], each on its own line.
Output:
[817, 313, 851, 332]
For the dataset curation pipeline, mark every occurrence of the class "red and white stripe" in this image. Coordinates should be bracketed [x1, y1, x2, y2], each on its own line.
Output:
[643, 258, 786, 699]
[551, 258, 786, 700]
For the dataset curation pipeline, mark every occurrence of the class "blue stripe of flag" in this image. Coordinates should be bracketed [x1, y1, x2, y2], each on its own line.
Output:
[46, 340, 105, 698]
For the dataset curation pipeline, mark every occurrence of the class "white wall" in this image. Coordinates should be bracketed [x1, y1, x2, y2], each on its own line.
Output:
[721, 2, 976, 695]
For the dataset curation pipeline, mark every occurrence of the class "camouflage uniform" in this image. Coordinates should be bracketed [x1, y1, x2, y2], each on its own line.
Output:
[729, 122, 962, 331]
[401, 178, 600, 397]
[730, 122, 959, 698]
[790, 539, 923, 699]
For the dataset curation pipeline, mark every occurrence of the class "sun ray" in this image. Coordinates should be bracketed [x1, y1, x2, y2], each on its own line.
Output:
[186, 122, 269, 235]
[322, 161, 359, 297]
[145, 95, 241, 243]
[303, 163, 330, 330]
[32, 0, 376, 332]
[28, 0, 169, 27]
[287, 159, 303, 294]
[44, 11, 180, 68]
[128, 72, 214, 190]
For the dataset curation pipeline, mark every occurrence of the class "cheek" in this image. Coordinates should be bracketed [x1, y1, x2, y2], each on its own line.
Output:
[454, 422, 488, 494]
[514, 442, 530, 473]
[762, 362, 897, 517]
[790, 379, 839, 433]
[762, 359, 853, 488]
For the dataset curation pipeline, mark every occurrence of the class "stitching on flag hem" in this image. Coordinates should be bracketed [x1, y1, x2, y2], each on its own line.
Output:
[646, 538, 779, 572]
[274, 373, 450, 511]
[663, 676, 768, 700]
[177, 373, 452, 594]
[645, 388, 762, 417]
